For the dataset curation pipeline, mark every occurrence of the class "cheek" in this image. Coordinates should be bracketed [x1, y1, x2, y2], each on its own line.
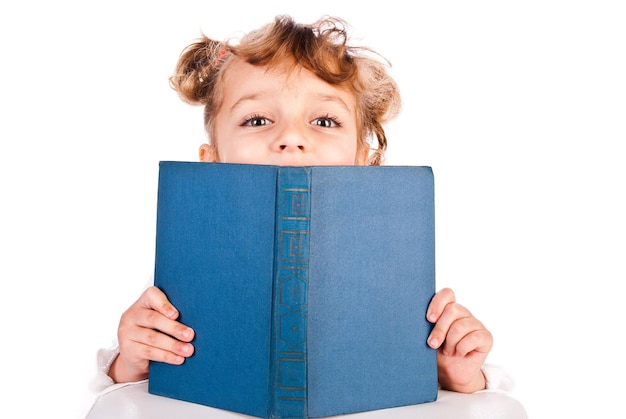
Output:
[219, 144, 269, 164]
[319, 142, 360, 165]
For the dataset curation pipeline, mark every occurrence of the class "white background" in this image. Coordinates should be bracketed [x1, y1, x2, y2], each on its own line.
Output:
[1, 1, 624, 418]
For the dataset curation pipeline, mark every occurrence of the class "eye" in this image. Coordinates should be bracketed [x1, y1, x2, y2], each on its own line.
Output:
[242, 114, 272, 127]
[312, 115, 342, 128]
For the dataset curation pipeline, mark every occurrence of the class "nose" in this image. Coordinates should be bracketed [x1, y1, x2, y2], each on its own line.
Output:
[273, 123, 308, 153]
[279, 144, 304, 151]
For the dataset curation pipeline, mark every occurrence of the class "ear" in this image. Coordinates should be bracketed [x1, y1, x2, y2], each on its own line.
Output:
[199, 143, 218, 162]
[354, 146, 369, 166]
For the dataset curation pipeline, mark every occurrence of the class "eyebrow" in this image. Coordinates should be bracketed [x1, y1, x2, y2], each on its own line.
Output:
[315, 93, 352, 112]
[229, 93, 265, 112]
[229, 92, 353, 113]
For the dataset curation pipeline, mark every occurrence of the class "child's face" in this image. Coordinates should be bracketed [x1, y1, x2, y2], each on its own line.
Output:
[199, 60, 367, 166]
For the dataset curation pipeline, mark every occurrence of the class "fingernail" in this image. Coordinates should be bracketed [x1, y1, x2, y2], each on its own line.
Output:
[428, 337, 439, 348]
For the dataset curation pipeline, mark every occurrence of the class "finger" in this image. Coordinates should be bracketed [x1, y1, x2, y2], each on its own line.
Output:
[133, 326, 195, 361]
[440, 316, 490, 356]
[454, 329, 493, 357]
[427, 301, 472, 349]
[131, 305, 195, 344]
[426, 287, 455, 323]
[131, 287, 194, 342]
[120, 321, 195, 363]
[141, 286, 180, 320]
[124, 338, 192, 366]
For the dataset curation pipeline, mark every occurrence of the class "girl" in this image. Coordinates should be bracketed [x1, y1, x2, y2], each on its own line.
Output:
[95, 15, 507, 396]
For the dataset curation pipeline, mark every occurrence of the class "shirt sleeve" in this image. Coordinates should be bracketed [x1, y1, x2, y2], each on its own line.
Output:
[89, 341, 148, 395]
[481, 363, 516, 393]
[89, 342, 119, 393]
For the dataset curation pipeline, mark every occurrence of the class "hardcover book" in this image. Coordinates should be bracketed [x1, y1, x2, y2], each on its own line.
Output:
[148, 162, 438, 419]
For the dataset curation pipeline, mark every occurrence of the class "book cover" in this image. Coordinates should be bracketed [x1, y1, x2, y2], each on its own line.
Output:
[148, 162, 438, 419]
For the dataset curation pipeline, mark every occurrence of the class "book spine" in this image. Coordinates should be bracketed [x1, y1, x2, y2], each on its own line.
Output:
[269, 167, 311, 419]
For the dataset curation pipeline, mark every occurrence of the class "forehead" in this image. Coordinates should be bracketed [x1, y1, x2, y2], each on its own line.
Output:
[220, 58, 356, 106]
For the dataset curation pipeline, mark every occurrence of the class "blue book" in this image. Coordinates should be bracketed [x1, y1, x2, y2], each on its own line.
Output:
[148, 162, 438, 418]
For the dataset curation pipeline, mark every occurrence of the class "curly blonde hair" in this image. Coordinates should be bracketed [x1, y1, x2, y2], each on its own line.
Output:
[170, 15, 401, 165]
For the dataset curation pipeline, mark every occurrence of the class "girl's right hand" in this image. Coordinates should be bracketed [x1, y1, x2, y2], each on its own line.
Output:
[108, 286, 195, 383]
